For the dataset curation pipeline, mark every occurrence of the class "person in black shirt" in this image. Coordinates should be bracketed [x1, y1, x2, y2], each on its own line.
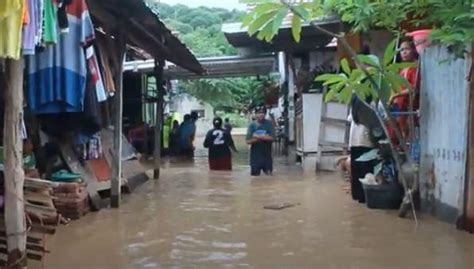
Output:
[204, 117, 237, 170]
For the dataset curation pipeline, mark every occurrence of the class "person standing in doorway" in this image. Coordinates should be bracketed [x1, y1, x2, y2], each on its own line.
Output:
[204, 117, 237, 170]
[246, 106, 275, 176]
[224, 118, 233, 134]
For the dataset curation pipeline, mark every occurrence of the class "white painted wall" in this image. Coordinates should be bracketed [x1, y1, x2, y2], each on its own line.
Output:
[170, 93, 214, 136]
[419, 46, 472, 223]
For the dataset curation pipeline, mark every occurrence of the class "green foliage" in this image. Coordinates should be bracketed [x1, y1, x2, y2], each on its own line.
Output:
[243, 0, 474, 58]
[316, 41, 415, 105]
[144, 1, 266, 113]
[178, 78, 272, 112]
[145, 0, 245, 57]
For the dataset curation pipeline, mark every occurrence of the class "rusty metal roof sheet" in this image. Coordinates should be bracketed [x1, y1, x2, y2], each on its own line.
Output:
[87, 0, 205, 75]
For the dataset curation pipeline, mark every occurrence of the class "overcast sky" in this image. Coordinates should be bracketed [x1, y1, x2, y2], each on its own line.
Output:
[157, 0, 246, 10]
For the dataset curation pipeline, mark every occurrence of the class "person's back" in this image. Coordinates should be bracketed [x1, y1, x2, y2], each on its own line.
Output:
[179, 114, 195, 156]
[204, 117, 236, 170]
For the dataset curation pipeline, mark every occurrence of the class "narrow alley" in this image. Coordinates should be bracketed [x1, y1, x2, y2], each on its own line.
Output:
[32, 138, 474, 269]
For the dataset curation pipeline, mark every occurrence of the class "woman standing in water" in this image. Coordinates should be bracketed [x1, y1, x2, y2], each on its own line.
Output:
[204, 117, 237, 170]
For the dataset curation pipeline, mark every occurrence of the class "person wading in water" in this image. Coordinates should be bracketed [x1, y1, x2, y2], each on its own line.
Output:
[204, 117, 237, 170]
[246, 106, 275, 176]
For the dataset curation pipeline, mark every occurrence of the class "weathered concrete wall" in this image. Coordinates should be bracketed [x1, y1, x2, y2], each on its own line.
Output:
[419, 45, 472, 223]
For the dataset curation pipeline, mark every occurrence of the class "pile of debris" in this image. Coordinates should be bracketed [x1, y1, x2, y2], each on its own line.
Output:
[0, 177, 61, 266]
[53, 182, 90, 220]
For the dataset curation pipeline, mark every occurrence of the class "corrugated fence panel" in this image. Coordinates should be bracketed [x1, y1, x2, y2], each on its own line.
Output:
[419, 45, 471, 223]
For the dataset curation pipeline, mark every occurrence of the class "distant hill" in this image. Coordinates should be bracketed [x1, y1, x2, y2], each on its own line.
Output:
[145, 1, 246, 57]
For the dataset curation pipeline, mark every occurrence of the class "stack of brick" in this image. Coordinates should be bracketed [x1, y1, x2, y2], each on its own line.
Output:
[53, 182, 90, 220]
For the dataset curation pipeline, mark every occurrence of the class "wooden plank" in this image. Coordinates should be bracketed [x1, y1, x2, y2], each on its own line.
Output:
[3, 58, 27, 268]
[25, 203, 57, 215]
[59, 145, 102, 211]
[24, 191, 54, 208]
[0, 239, 49, 253]
[25, 177, 60, 189]
[111, 34, 127, 208]
[153, 60, 165, 180]
[0, 247, 42, 261]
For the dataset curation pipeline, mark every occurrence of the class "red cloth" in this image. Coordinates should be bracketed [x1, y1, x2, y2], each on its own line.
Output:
[209, 156, 232, 171]
[389, 66, 420, 143]
[392, 67, 419, 111]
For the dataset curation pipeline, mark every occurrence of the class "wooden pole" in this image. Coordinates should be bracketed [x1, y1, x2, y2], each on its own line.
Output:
[153, 59, 165, 179]
[111, 36, 126, 208]
[3, 59, 27, 268]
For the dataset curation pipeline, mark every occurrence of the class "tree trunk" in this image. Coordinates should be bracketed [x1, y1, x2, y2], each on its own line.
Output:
[3, 59, 27, 268]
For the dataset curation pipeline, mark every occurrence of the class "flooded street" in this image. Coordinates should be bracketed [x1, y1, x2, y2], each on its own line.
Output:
[32, 137, 474, 269]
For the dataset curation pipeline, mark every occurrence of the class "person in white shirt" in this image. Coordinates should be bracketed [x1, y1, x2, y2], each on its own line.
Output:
[348, 107, 376, 203]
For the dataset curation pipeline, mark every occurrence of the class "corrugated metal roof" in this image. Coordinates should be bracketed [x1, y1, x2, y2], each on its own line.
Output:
[124, 55, 277, 79]
[222, 16, 341, 53]
[87, 0, 205, 75]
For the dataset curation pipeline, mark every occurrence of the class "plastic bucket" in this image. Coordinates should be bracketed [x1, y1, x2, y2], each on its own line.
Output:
[363, 181, 403, 209]
[407, 29, 432, 54]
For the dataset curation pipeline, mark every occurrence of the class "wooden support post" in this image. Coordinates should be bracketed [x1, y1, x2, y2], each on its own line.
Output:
[3, 59, 27, 268]
[111, 36, 126, 208]
[153, 59, 165, 180]
[463, 47, 474, 231]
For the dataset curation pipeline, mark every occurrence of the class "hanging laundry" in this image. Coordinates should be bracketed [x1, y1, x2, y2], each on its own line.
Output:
[96, 35, 116, 94]
[22, 0, 29, 25]
[27, 0, 95, 114]
[57, 0, 72, 33]
[42, 0, 58, 44]
[22, 0, 40, 55]
[35, 0, 44, 46]
[86, 46, 107, 102]
[0, 0, 24, 59]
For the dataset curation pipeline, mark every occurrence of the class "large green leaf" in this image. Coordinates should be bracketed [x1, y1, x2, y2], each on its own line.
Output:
[272, 7, 289, 33]
[248, 10, 278, 36]
[242, 12, 256, 27]
[383, 39, 397, 67]
[386, 62, 416, 72]
[315, 73, 344, 82]
[291, 15, 302, 42]
[349, 69, 364, 82]
[339, 85, 353, 104]
[385, 72, 411, 92]
[379, 79, 392, 104]
[293, 5, 311, 21]
[340, 58, 351, 74]
[257, 20, 275, 41]
[356, 54, 380, 67]
[324, 88, 338, 102]
[353, 81, 372, 98]
[253, 2, 281, 14]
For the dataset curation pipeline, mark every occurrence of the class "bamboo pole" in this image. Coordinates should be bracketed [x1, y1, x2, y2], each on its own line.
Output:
[3, 59, 27, 268]
[153, 59, 165, 179]
[111, 36, 127, 208]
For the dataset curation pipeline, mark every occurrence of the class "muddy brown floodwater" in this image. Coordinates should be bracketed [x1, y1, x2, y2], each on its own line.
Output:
[32, 136, 474, 269]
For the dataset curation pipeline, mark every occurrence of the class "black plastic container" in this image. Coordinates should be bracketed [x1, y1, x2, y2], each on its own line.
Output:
[363, 181, 403, 209]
